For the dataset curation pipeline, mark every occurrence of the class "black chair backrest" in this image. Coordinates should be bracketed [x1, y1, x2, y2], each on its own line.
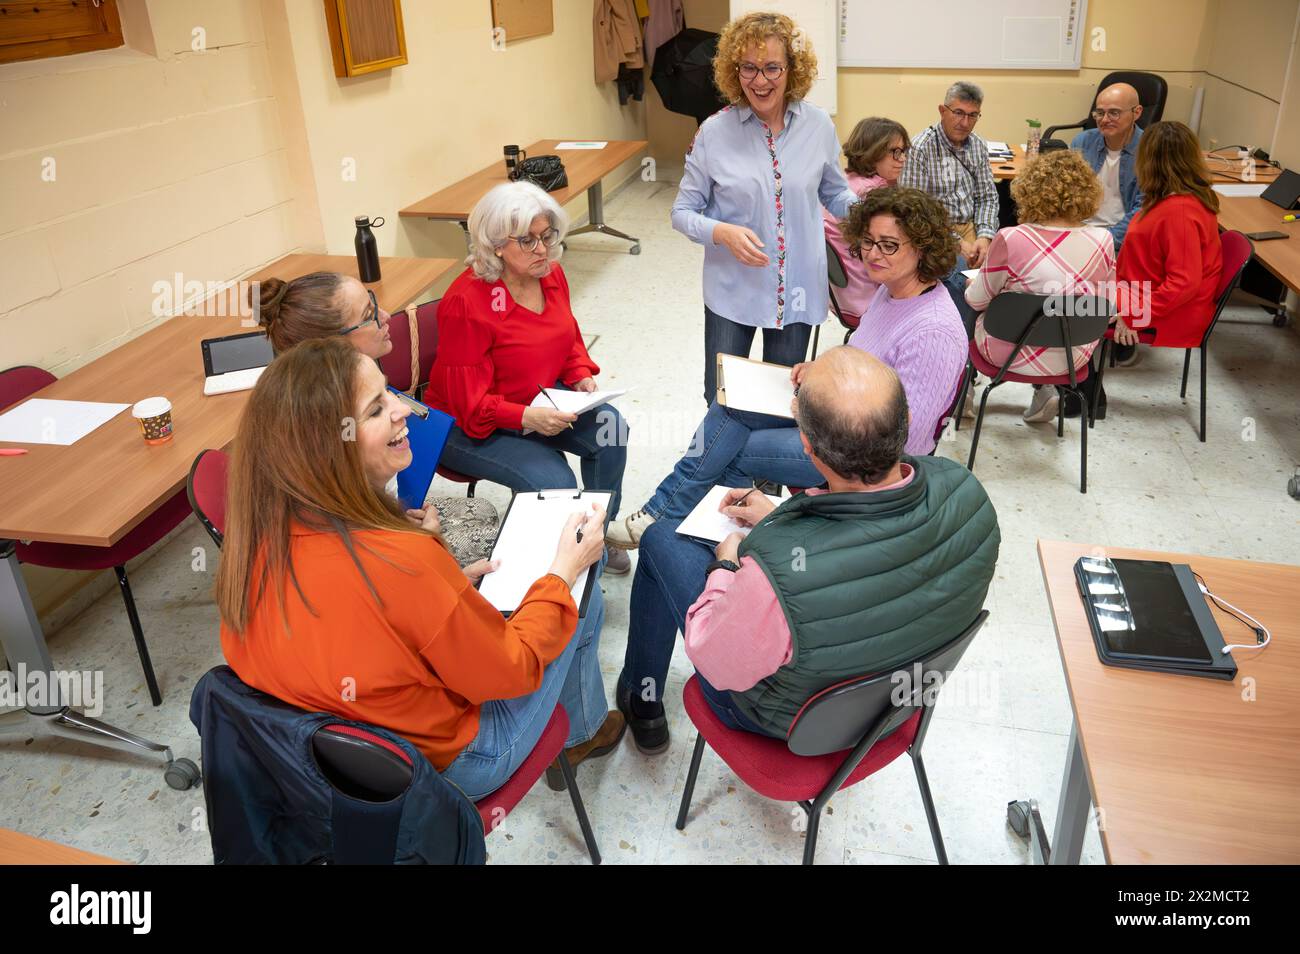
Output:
[312, 724, 414, 802]
[826, 238, 849, 289]
[787, 611, 989, 757]
[1045, 71, 1167, 142]
[983, 292, 1112, 352]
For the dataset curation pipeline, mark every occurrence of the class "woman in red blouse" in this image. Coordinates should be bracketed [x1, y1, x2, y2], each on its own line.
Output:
[1086, 121, 1223, 414]
[428, 182, 629, 571]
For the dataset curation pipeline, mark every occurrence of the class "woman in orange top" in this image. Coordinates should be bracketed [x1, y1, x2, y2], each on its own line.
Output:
[216, 338, 624, 799]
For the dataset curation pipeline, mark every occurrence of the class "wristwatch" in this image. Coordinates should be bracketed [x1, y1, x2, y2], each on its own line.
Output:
[705, 558, 740, 576]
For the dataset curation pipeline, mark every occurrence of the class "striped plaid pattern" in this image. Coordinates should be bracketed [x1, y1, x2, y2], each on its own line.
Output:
[966, 224, 1117, 375]
[898, 123, 1000, 238]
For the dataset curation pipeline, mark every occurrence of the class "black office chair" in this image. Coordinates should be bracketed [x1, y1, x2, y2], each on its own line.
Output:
[957, 293, 1112, 493]
[676, 611, 990, 865]
[1042, 71, 1167, 148]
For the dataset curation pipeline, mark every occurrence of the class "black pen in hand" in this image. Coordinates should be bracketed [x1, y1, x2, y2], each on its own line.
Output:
[537, 384, 576, 430]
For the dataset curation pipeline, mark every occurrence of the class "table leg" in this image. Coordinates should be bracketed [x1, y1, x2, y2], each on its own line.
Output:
[566, 180, 641, 254]
[0, 540, 177, 768]
[458, 220, 471, 251]
[1049, 720, 1092, 865]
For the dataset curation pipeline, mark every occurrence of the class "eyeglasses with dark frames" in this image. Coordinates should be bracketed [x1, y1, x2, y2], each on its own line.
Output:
[886, 146, 910, 162]
[855, 237, 912, 257]
[339, 289, 381, 336]
[738, 62, 787, 82]
[509, 228, 562, 253]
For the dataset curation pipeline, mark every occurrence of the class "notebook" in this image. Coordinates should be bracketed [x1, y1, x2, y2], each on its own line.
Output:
[390, 388, 454, 509]
[715, 355, 795, 419]
[522, 387, 629, 434]
[675, 485, 784, 544]
[476, 489, 612, 617]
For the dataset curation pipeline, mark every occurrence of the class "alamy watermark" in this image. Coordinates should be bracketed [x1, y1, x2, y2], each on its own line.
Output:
[0, 664, 104, 716]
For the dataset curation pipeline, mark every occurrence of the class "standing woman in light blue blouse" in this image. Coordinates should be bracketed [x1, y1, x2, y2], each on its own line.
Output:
[672, 10, 859, 405]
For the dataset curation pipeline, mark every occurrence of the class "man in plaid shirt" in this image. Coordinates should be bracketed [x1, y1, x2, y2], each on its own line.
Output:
[900, 81, 1000, 333]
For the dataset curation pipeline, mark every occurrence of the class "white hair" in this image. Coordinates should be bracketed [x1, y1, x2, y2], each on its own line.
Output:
[465, 181, 569, 283]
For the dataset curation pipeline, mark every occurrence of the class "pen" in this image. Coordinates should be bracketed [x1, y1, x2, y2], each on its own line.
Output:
[537, 384, 575, 430]
[0, 448, 29, 456]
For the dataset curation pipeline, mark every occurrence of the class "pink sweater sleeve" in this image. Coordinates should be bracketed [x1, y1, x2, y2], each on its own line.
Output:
[684, 558, 792, 691]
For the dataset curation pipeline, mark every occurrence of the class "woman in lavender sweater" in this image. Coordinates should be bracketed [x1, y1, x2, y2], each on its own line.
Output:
[607, 187, 967, 549]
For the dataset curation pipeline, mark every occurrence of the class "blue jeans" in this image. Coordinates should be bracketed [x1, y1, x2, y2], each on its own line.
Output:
[703, 306, 814, 406]
[620, 518, 779, 736]
[441, 584, 607, 801]
[439, 399, 627, 519]
[643, 400, 824, 521]
[942, 252, 979, 339]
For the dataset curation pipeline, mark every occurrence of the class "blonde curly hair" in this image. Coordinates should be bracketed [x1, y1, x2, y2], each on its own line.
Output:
[1011, 150, 1102, 225]
[713, 11, 818, 105]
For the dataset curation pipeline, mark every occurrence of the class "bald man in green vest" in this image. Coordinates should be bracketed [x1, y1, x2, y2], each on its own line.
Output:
[616, 347, 1000, 752]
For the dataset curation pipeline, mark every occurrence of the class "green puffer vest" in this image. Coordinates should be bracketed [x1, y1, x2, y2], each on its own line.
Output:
[732, 455, 1000, 737]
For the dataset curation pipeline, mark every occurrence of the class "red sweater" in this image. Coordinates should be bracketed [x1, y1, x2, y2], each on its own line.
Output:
[1116, 194, 1223, 349]
[428, 264, 599, 437]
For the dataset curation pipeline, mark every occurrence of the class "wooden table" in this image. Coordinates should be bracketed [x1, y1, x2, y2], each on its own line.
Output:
[400, 139, 649, 253]
[990, 144, 1280, 184]
[0, 828, 124, 865]
[0, 253, 455, 774]
[1216, 194, 1300, 326]
[1029, 540, 1300, 864]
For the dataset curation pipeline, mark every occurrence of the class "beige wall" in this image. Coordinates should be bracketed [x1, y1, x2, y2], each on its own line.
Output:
[1199, 0, 1299, 155]
[277, 0, 649, 295]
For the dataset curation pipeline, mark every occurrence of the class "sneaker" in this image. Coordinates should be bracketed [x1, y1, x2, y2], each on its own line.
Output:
[604, 546, 631, 576]
[1022, 386, 1059, 424]
[545, 710, 627, 791]
[605, 508, 655, 550]
[615, 676, 670, 755]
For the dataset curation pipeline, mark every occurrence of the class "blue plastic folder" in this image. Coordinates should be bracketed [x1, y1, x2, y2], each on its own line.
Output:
[389, 387, 453, 509]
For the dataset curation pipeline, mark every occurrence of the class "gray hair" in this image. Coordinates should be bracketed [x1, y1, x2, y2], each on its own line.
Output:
[465, 181, 569, 283]
[944, 81, 984, 107]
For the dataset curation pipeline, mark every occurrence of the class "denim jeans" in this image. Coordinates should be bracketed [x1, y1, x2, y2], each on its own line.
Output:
[441, 582, 607, 801]
[619, 518, 778, 736]
[643, 400, 823, 521]
[703, 306, 814, 406]
[439, 398, 627, 520]
[941, 253, 979, 339]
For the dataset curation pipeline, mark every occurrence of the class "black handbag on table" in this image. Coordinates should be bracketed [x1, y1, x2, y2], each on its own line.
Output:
[511, 155, 568, 192]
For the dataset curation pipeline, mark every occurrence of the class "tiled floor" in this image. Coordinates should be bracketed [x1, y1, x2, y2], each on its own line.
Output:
[3, 175, 1297, 864]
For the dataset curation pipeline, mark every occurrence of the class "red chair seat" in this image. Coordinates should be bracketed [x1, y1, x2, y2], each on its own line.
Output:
[17, 489, 193, 570]
[436, 464, 480, 486]
[681, 676, 920, 803]
[967, 342, 1092, 388]
[1103, 326, 1156, 342]
[476, 705, 568, 829]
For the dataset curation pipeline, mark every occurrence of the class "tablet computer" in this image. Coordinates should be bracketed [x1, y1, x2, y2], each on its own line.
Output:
[1260, 168, 1300, 210]
[201, 331, 274, 377]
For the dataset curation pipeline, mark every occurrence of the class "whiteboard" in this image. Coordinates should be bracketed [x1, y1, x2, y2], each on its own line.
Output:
[730, 0, 837, 116]
[838, 0, 1088, 71]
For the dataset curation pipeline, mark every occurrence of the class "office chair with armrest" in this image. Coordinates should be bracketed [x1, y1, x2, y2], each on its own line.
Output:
[1042, 71, 1167, 148]
[676, 611, 989, 865]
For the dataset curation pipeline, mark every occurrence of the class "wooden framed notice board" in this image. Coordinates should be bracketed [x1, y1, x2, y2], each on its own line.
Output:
[324, 0, 408, 77]
[491, 0, 554, 44]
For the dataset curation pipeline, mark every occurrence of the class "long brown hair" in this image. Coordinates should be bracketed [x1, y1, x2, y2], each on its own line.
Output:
[1135, 121, 1219, 215]
[215, 338, 427, 634]
[252, 272, 346, 355]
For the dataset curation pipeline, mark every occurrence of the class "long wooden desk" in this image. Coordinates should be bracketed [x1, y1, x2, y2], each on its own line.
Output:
[0, 828, 124, 865]
[991, 144, 1281, 184]
[1030, 540, 1300, 864]
[400, 139, 649, 253]
[1216, 194, 1300, 326]
[0, 253, 455, 777]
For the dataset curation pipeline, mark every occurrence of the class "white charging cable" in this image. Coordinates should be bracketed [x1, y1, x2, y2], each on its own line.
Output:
[1196, 579, 1272, 653]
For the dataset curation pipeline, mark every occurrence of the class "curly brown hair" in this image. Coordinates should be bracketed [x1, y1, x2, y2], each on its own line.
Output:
[1011, 150, 1102, 224]
[840, 187, 958, 284]
[713, 11, 818, 105]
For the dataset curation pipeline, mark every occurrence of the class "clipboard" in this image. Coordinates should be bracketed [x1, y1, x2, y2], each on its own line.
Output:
[476, 488, 612, 618]
[390, 387, 454, 510]
[716, 354, 796, 419]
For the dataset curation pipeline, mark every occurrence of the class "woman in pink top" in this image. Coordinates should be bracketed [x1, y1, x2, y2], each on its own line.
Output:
[822, 117, 910, 329]
[965, 150, 1116, 423]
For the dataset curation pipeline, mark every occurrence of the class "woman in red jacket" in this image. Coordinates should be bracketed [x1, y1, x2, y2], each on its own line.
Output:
[428, 181, 630, 573]
[1086, 121, 1222, 415]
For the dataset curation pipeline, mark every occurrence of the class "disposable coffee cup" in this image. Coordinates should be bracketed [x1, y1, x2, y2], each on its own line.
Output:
[132, 396, 174, 445]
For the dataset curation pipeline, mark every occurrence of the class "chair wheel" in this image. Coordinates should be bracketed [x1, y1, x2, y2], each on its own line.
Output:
[1006, 799, 1031, 839]
[629, 243, 641, 255]
[165, 757, 201, 790]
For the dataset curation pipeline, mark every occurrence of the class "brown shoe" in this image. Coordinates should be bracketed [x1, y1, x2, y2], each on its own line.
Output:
[545, 710, 626, 791]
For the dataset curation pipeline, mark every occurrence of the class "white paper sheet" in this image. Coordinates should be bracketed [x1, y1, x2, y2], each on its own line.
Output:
[555, 141, 607, 149]
[0, 398, 130, 446]
[477, 490, 613, 614]
[676, 485, 785, 545]
[522, 387, 628, 434]
[716, 355, 795, 419]
[962, 268, 980, 280]
[1212, 183, 1269, 198]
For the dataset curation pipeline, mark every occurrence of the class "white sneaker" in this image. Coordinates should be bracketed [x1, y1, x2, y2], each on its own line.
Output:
[606, 509, 656, 550]
[1022, 386, 1060, 423]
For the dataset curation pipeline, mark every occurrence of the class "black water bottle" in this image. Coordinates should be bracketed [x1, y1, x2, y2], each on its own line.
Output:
[354, 215, 383, 282]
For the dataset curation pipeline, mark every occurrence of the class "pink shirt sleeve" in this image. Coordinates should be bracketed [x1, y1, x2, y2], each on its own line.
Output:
[684, 559, 792, 691]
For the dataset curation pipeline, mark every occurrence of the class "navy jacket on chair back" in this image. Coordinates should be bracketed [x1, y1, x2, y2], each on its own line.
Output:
[190, 666, 486, 865]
